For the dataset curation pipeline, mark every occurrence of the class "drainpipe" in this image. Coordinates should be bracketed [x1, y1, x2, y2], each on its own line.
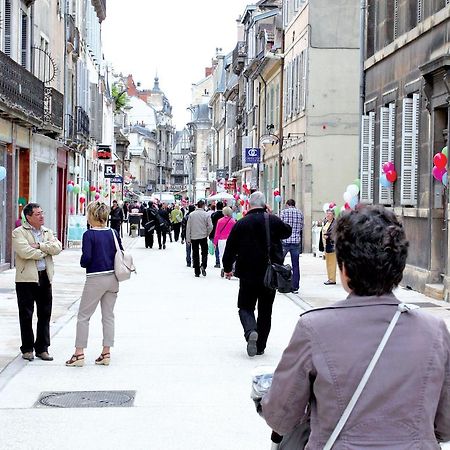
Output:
[259, 74, 267, 191]
[359, 0, 367, 167]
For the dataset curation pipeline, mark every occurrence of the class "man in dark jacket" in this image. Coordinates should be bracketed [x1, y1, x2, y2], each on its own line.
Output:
[109, 200, 123, 236]
[223, 191, 292, 357]
[181, 204, 196, 266]
[209, 201, 224, 268]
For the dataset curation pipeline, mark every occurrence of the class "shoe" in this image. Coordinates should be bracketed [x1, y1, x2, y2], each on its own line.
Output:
[22, 352, 34, 361]
[324, 280, 336, 285]
[195, 274, 200, 278]
[65, 354, 85, 367]
[36, 352, 53, 361]
[214, 264, 220, 268]
[247, 331, 258, 357]
[201, 267, 206, 276]
[95, 352, 110, 366]
[221, 268, 224, 278]
[163, 244, 166, 249]
[187, 263, 191, 267]
[291, 289, 299, 294]
[256, 350, 265, 356]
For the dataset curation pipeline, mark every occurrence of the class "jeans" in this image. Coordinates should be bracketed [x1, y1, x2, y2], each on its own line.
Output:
[186, 242, 192, 266]
[191, 238, 208, 276]
[16, 271, 53, 354]
[282, 243, 301, 290]
[172, 223, 181, 242]
[214, 243, 220, 266]
[237, 280, 276, 353]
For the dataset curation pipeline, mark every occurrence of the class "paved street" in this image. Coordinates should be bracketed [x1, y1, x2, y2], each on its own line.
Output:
[1, 235, 450, 449]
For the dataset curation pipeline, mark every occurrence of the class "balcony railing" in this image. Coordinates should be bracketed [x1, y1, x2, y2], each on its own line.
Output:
[231, 154, 242, 173]
[64, 114, 75, 142]
[232, 41, 247, 75]
[0, 51, 44, 124]
[76, 106, 90, 137]
[66, 14, 80, 56]
[43, 87, 63, 130]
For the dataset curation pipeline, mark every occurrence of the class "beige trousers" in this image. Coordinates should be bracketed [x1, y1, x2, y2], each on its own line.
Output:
[325, 252, 337, 282]
[75, 273, 119, 348]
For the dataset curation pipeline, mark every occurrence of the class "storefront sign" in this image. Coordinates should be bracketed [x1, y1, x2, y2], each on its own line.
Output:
[244, 147, 261, 164]
[104, 164, 116, 178]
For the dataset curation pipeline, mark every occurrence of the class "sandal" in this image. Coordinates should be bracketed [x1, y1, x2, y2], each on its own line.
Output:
[65, 354, 84, 367]
[95, 352, 111, 366]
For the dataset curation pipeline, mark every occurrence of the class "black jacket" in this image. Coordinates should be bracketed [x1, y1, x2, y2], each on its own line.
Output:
[319, 218, 336, 253]
[209, 210, 224, 239]
[222, 208, 292, 283]
[109, 206, 123, 223]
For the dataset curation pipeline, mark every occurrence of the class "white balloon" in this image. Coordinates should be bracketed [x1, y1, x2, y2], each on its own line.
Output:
[346, 184, 359, 197]
[73, 166, 80, 175]
[343, 191, 352, 203]
[323, 203, 330, 213]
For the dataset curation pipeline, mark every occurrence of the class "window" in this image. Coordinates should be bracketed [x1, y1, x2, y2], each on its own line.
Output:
[21, 11, 28, 68]
[379, 103, 396, 204]
[393, 0, 399, 39]
[4, 0, 11, 57]
[360, 112, 376, 203]
[400, 94, 420, 206]
[417, 0, 423, 23]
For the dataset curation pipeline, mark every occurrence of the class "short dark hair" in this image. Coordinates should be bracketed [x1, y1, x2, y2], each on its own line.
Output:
[286, 199, 296, 207]
[216, 201, 224, 210]
[197, 200, 205, 208]
[23, 203, 40, 218]
[334, 205, 409, 296]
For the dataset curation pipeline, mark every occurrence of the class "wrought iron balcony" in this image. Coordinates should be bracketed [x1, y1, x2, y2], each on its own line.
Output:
[43, 87, 63, 131]
[0, 51, 44, 126]
[64, 114, 76, 142]
[231, 154, 242, 173]
[232, 41, 247, 75]
[66, 14, 80, 56]
[76, 106, 90, 137]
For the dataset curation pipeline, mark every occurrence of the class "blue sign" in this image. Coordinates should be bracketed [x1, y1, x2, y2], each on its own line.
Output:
[244, 147, 261, 164]
[111, 176, 123, 183]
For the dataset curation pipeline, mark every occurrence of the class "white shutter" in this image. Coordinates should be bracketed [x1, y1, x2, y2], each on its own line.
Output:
[401, 95, 419, 206]
[379, 103, 395, 204]
[293, 56, 299, 114]
[301, 49, 307, 111]
[283, 67, 288, 122]
[360, 112, 375, 203]
[4, 0, 11, 57]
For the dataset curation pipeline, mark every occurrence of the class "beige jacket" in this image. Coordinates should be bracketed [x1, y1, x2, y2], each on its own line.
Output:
[12, 222, 62, 283]
[262, 294, 450, 449]
[186, 208, 213, 242]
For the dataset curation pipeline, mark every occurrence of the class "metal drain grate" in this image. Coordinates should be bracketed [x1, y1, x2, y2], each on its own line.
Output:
[34, 390, 136, 408]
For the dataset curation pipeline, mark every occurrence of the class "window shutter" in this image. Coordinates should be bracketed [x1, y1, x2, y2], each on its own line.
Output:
[293, 57, 298, 114]
[393, 0, 399, 39]
[417, 0, 423, 23]
[4, 0, 12, 57]
[21, 12, 28, 69]
[301, 49, 307, 111]
[379, 104, 395, 204]
[401, 95, 419, 206]
[283, 67, 288, 122]
[360, 112, 375, 203]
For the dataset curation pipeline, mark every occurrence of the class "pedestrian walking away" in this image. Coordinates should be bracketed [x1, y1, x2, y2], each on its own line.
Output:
[320, 208, 337, 285]
[181, 204, 196, 267]
[158, 203, 172, 247]
[279, 199, 304, 293]
[143, 202, 160, 249]
[261, 205, 450, 449]
[12, 203, 62, 361]
[109, 199, 124, 237]
[213, 206, 236, 277]
[170, 204, 183, 242]
[222, 191, 291, 357]
[66, 201, 123, 367]
[210, 201, 224, 268]
[186, 200, 213, 277]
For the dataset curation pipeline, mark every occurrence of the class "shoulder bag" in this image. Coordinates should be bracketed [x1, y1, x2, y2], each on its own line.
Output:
[263, 213, 292, 293]
[111, 229, 136, 282]
[274, 303, 418, 450]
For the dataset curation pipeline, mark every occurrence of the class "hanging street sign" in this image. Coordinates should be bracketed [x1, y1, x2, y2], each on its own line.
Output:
[244, 147, 261, 164]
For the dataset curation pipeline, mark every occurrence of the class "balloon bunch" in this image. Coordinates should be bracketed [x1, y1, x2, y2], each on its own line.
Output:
[66, 180, 75, 192]
[273, 188, 282, 203]
[322, 201, 337, 214]
[432, 147, 448, 186]
[342, 182, 360, 210]
[380, 161, 397, 188]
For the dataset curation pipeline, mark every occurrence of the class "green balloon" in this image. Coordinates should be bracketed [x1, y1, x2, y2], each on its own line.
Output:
[442, 147, 448, 157]
[353, 179, 361, 189]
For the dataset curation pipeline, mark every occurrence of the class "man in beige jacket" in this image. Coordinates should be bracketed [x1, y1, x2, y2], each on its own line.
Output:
[12, 203, 62, 361]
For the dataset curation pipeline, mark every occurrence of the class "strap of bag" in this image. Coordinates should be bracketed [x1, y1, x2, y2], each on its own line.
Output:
[264, 213, 271, 263]
[217, 217, 232, 239]
[110, 228, 120, 252]
[323, 303, 419, 450]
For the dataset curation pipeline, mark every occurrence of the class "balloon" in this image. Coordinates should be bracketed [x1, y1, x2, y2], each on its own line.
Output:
[443, 172, 448, 186]
[346, 184, 359, 197]
[349, 196, 358, 209]
[380, 173, 392, 188]
[67, 184, 74, 193]
[83, 181, 90, 190]
[328, 202, 336, 209]
[239, 194, 245, 200]
[73, 184, 81, 194]
[343, 191, 352, 203]
[344, 202, 351, 210]
[240, 199, 245, 206]
[434, 153, 447, 170]
[275, 195, 282, 203]
[0, 166, 6, 181]
[234, 194, 240, 200]
[69, 206, 75, 215]
[90, 186, 96, 192]
[353, 179, 361, 189]
[442, 146, 448, 158]
[385, 170, 397, 183]
[94, 193, 100, 200]
[79, 196, 86, 204]
[382, 161, 395, 174]
[432, 166, 446, 181]
[323, 203, 330, 213]
[73, 166, 80, 175]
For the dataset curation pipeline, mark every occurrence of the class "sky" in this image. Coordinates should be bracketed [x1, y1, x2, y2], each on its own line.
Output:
[102, 0, 250, 130]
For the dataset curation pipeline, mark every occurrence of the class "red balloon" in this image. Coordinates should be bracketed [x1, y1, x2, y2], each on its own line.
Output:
[240, 200, 245, 206]
[434, 153, 448, 170]
[79, 197, 86, 204]
[89, 186, 96, 192]
[344, 202, 351, 210]
[385, 170, 397, 183]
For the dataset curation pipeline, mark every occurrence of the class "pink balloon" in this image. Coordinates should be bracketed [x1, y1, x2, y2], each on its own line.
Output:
[432, 166, 446, 181]
[94, 193, 100, 200]
[382, 161, 395, 174]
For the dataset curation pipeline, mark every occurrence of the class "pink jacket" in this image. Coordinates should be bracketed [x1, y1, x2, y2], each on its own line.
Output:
[213, 216, 236, 246]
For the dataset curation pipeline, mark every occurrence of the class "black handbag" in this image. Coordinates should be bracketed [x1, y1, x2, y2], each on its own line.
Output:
[263, 213, 292, 293]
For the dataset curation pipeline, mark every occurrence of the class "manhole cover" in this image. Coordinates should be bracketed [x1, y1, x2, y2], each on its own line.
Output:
[34, 390, 135, 408]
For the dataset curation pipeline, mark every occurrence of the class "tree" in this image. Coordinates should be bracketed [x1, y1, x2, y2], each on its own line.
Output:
[112, 83, 128, 113]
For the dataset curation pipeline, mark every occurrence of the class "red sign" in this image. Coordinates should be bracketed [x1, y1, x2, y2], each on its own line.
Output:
[97, 145, 112, 160]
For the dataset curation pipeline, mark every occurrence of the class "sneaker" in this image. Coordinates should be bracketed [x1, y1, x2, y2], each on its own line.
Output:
[187, 263, 191, 267]
[247, 331, 258, 357]
[221, 268, 224, 278]
[256, 350, 265, 356]
[35, 352, 53, 361]
[291, 289, 299, 294]
[201, 266, 206, 276]
[324, 280, 336, 285]
[214, 264, 220, 268]
[22, 352, 34, 361]
[163, 244, 166, 249]
[195, 274, 200, 278]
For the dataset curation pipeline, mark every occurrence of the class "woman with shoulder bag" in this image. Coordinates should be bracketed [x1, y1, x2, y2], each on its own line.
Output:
[262, 205, 450, 449]
[66, 201, 123, 367]
[319, 208, 337, 285]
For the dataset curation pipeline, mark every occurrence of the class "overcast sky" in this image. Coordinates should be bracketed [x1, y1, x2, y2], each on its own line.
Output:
[102, 0, 249, 130]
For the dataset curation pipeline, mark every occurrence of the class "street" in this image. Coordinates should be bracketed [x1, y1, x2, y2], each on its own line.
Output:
[1, 236, 450, 449]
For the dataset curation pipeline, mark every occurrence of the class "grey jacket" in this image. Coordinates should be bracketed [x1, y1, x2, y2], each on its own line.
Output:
[186, 208, 213, 242]
[262, 294, 450, 449]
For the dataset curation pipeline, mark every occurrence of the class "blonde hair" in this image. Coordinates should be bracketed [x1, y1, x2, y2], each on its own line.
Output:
[223, 206, 233, 217]
[87, 201, 110, 225]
